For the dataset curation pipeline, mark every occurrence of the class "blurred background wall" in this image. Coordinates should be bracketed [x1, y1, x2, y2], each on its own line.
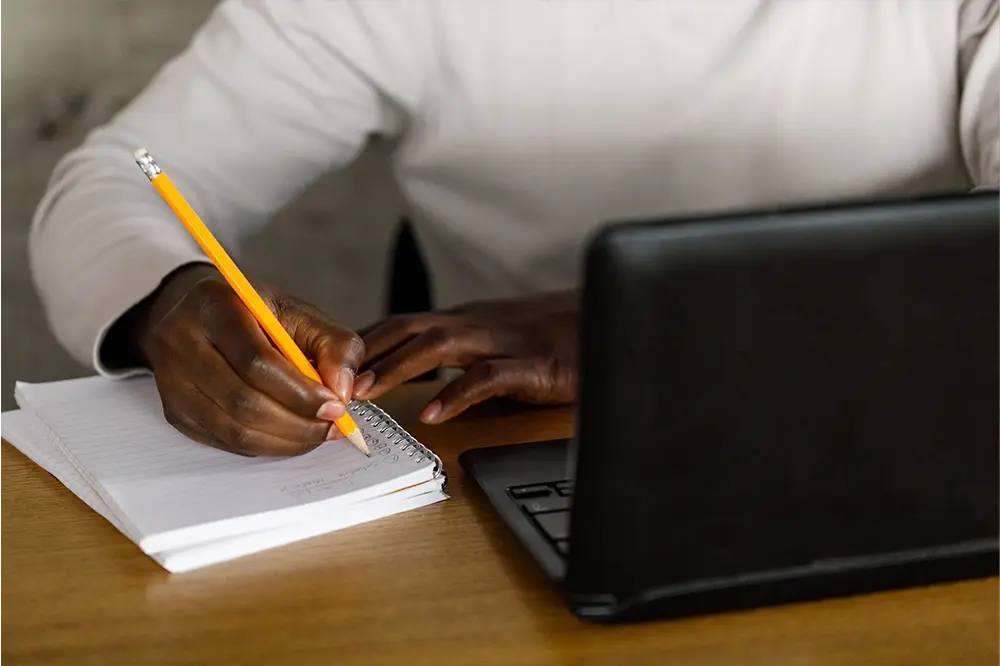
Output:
[1, 0, 407, 409]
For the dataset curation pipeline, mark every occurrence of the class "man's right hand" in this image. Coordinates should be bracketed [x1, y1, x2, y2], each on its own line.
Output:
[132, 264, 364, 457]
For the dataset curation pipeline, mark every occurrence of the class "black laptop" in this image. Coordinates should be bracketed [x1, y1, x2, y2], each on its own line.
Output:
[459, 192, 999, 623]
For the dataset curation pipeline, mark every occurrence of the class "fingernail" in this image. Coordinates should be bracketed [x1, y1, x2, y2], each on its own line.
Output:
[337, 367, 354, 403]
[327, 423, 346, 441]
[354, 371, 375, 398]
[420, 400, 443, 424]
[316, 401, 346, 421]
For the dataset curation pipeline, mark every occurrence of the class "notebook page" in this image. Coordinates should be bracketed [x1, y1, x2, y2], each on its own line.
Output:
[4, 409, 445, 572]
[158, 482, 447, 573]
[16, 377, 441, 549]
[1, 410, 130, 538]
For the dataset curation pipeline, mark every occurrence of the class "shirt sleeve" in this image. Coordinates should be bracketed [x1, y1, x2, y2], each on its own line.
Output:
[28, 0, 433, 374]
[957, 0, 1000, 188]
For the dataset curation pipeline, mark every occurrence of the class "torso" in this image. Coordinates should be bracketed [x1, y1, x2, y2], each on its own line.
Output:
[389, 0, 970, 306]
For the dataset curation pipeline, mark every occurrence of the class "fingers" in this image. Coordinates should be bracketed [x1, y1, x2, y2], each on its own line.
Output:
[200, 289, 340, 419]
[149, 310, 343, 456]
[158, 375, 332, 457]
[357, 325, 497, 400]
[419, 357, 574, 424]
[360, 313, 451, 365]
[277, 296, 365, 404]
[144, 277, 362, 456]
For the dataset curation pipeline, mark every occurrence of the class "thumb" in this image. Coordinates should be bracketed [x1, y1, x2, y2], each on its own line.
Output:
[272, 295, 365, 404]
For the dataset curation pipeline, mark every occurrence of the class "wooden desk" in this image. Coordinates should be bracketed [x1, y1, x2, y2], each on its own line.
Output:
[3, 383, 997, 665]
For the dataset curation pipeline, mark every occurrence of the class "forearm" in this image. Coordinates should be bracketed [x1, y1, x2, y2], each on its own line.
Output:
[29, 140, 210, 371]
[29, 0, 422, 374]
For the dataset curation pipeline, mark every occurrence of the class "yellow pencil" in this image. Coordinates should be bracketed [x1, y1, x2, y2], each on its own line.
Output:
[133, 148, 370, 456]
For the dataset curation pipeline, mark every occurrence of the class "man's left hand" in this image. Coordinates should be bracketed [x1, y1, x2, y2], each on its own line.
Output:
[354, 289, 580, 423]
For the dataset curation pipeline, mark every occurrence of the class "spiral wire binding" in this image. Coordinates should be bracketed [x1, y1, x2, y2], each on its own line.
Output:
[348, 401, 444, 479]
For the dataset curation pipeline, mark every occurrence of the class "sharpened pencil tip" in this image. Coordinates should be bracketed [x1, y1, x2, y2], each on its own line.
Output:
[347, 429, 371, 456]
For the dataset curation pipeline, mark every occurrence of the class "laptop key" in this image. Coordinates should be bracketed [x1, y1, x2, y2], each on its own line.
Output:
[522, 495, 571, 514]
[534, 510, 571, 541]
[509, 485, 552, 499]
[555, 480, 574, 496]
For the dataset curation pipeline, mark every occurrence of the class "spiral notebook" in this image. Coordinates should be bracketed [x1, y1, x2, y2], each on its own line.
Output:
[2, 376, 447, 572]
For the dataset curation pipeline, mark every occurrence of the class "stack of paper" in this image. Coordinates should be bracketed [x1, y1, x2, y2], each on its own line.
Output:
[2, 376, 447, 572]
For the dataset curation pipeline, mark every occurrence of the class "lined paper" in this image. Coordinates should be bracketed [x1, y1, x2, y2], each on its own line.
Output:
[14, 376, 441, 552]
[2, 408, 447, 572]
[2, 409, 130, 536]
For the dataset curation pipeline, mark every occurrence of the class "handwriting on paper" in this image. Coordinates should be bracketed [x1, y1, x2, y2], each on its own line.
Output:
[279, 459, 381, 499]
[369, 435, 392, 459]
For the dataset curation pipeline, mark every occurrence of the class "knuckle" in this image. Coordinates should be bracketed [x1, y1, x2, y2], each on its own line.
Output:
[262, 290, 286, 315]
[424, 325, 454, 351]
[226, 427, 259, 457]
[322, 331, 365, 366]
[535, 359, 558, 397]
[343, 333, 365, 362]
[472, 360, 501, 385]
[548, 356, 576, 395]
[269, 294, 307, 328]
[224, 389, 260, 422]
[241, 349, 273, 380]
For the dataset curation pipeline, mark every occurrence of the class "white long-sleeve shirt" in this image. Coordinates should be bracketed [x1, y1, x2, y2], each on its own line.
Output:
[30, 0, 999, 373]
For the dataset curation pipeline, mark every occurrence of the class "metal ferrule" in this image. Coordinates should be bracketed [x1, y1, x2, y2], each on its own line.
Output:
[134, 151, 162, 180]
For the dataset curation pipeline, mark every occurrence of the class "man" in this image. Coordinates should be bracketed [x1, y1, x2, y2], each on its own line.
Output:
[29, 0, 999, 457]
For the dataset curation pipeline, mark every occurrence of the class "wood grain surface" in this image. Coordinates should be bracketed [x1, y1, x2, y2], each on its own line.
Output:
[3, 382, 997, 665]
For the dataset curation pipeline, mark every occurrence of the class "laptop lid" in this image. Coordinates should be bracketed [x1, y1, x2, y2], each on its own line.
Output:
[565, 193, 999, 619]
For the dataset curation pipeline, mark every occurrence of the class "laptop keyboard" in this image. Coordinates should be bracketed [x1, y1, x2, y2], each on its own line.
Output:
[507, 480, 573, 556]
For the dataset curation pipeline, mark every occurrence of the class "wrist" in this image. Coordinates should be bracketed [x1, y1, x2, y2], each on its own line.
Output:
[109, 263, 220, 368]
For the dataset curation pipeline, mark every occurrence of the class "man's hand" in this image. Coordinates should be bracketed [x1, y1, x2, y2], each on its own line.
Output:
[133, 264, 365, 456]
[355, 290, 580, 423]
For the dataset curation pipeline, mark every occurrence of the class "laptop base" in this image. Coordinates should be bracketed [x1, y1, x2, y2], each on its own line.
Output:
[461, 440, 998, 623]
[460, 439, 572, 581]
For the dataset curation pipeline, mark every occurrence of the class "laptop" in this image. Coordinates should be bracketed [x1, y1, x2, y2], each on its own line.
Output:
[459, 192, 999, 623]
